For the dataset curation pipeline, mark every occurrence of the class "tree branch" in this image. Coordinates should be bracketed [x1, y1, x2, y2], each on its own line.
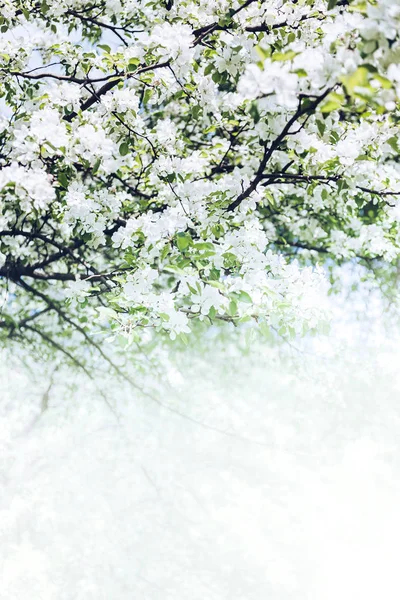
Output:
[226, 88, 333, 212]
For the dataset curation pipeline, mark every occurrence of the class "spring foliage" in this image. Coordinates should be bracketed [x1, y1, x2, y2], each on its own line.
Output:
[1, 0, 400, 370]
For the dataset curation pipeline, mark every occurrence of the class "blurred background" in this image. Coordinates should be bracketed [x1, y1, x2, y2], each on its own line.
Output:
[2, 271, 400, 600]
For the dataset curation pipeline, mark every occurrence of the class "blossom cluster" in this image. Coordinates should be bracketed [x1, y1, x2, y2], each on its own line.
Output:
[1, 0, 400, 366]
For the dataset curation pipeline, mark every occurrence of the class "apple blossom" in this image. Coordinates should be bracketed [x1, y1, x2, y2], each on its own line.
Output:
[0, 0, 400, 376]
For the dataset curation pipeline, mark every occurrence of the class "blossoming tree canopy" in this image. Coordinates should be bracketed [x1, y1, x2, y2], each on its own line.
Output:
[0, 0, 400, 371]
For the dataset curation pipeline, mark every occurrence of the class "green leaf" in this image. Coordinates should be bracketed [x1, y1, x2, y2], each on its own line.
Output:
[236, 291, 252, 304]
[228, 300, 238, 317]
[211, 224, 224, 238]
[176, 257, 191, 269]
[255, 45, 269, 61]
[96, 307, 118, 320]
[187, 283, 198, 295]
[119, 142, 130, 156]
[58, 173, 69, 189]
[205, 280, 224, 290]
[128, 58, 140, 71]
[192, 105, 202, 119]
[40, 0, 49, 14]
[176, 233, 192, 252]
[387, 137, 399, 153]
[178, 332, 189, 346]
[194, 242, 215, 252]
[272, 50, 298, 62]
[320, 92, 345, 113]
[92, 157, 101, 174]
[373, 73, 392, 90]
[249, 101, 260, 123]
[165, 172, 176, 183]
[259, 321, 273, 340]
[164, 265, 186, 275]
[160, 245, 170, 261]
[341, 66, 370, 96]
[316, 120, 326, 136]
[327, 0, 338, 9]
[143, 89, 152, 104]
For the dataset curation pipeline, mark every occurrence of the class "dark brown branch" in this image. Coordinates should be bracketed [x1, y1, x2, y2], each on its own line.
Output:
[66, 9, 143, 45]
[192, 0, 259, 45]
[226, 88, 334, 212]
[17, 279, 136, 385]
[0, 307, 51, 330]
[261, 173, 400, 205]
[22, 322, 93, 377]
[7, 70, 118, 85]
[0, 229, 88, 274]
[246, 12, 325, 33]
[64, 60, 170, 121]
